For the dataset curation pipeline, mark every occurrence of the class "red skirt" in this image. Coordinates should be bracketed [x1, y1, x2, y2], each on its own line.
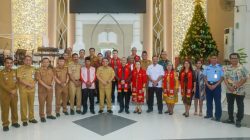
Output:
[132, 88, 144, 104]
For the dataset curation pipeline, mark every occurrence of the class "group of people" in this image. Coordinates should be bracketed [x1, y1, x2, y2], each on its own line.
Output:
[0, 47, 248, 132]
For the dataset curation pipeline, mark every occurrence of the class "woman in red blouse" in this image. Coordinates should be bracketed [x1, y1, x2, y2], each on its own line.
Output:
[179, 60, 196, 117]
[131, 61, 147, 114]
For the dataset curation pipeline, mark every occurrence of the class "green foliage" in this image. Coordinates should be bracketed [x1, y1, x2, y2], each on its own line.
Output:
[179, 2, 219, 62]
[236, 48, 248, 64]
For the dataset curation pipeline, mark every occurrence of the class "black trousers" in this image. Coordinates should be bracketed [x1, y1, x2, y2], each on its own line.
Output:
[112, 81, 118, 102]
[118, 89, 130, 110]
[147, 87, 163, 111]
[95, 81, 100, 102]
[226, 93, 245, 121]
[82, 89, 95, 111]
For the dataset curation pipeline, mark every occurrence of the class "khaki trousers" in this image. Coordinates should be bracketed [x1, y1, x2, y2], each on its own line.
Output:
[38, 87, 53, 118]
[19, 87, 35, 122]
[0, 92, 18, 127]
[99, 87, 112, 110]
[55, 85, 68, 113]
[69, 82, 81, 110]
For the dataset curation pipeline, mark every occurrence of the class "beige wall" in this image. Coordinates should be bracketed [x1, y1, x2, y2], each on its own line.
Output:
[143, 0, 153, 59]
[0, 0, 11, 50]
[164, 0, 172, 62]
[0, 0, 11, 34]
[48, 0, 56, 47]
[83, 24, 133, 57]
[207, 0, 234, 62]
[68, 14, 75, 48]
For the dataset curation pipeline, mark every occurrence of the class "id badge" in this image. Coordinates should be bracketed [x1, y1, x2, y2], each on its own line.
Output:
[214, 74, 218, 79]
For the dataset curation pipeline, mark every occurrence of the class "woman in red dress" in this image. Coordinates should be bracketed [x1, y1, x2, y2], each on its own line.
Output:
[131, 61, 147, 114]
[179, 60, 196, 117]
[162, 63, 179, 115]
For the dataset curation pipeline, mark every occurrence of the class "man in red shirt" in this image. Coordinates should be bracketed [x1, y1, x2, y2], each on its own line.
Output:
[116, 57, 132, 114]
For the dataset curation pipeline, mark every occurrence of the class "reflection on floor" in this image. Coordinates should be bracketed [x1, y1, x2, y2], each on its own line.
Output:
[0, 103, 250, 140]
[74, 114, 136, 136]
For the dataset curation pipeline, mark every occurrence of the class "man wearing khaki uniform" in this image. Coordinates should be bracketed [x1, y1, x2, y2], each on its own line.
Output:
[54, 57, 69, 117]
[96, 57, 115, 113]
[36, 58, 56, 122]
[88, 48, 98, 67]
[0, 57, 20, 131]
[68, 53, 82, 115]
[17, 56, 37, 126]
[140, 51, 152, 71]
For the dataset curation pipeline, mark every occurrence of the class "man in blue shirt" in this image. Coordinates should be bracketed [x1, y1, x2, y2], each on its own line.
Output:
[203, 54, 224, 121]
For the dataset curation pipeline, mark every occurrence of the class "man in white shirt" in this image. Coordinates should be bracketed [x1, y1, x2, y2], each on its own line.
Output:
[146, 56, 164, 114]
[81, 57, 96, 115]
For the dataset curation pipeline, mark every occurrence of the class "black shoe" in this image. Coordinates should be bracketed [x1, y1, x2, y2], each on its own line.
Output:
[23, 122, 28, 126]
[29, 119, 38, 123]
[12, 123, 20, 128]
[146, 109, 153, 113]
[47, 115, 56, 120]
[211, 117, 220, 122]
[63, 111, 69, 115]
[56, 113, 60, 117]
[118, 109, 124, 113]
[138, 111, 142, 114]
[90, 110, 95, 114]
[125, 110, 130, 114]
[204, 116, 212, 119]
[165, 110, 169, 114]
[182, 112, 186, 116]
[70, 109, 75, 115]
[98, 110, 103, 114]
[81, 110, 87, 115]
[3, 126, 9, 132]
[41, 118, 46, 123]
[236, 120, 241, 128]
[185, 113, 189, 118]
[107, 110, 113, 114]
[222, 119, 235, 124]
[169, 112, 173, 115]
[158, 111, 163, 114]
[76, 110, 81, 114]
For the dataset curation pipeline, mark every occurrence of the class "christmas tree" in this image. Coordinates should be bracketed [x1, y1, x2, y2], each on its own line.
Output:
[179, 0, 219, 62]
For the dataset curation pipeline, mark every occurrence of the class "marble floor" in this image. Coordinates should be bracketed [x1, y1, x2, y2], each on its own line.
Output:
[1, 100, 250, 140]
